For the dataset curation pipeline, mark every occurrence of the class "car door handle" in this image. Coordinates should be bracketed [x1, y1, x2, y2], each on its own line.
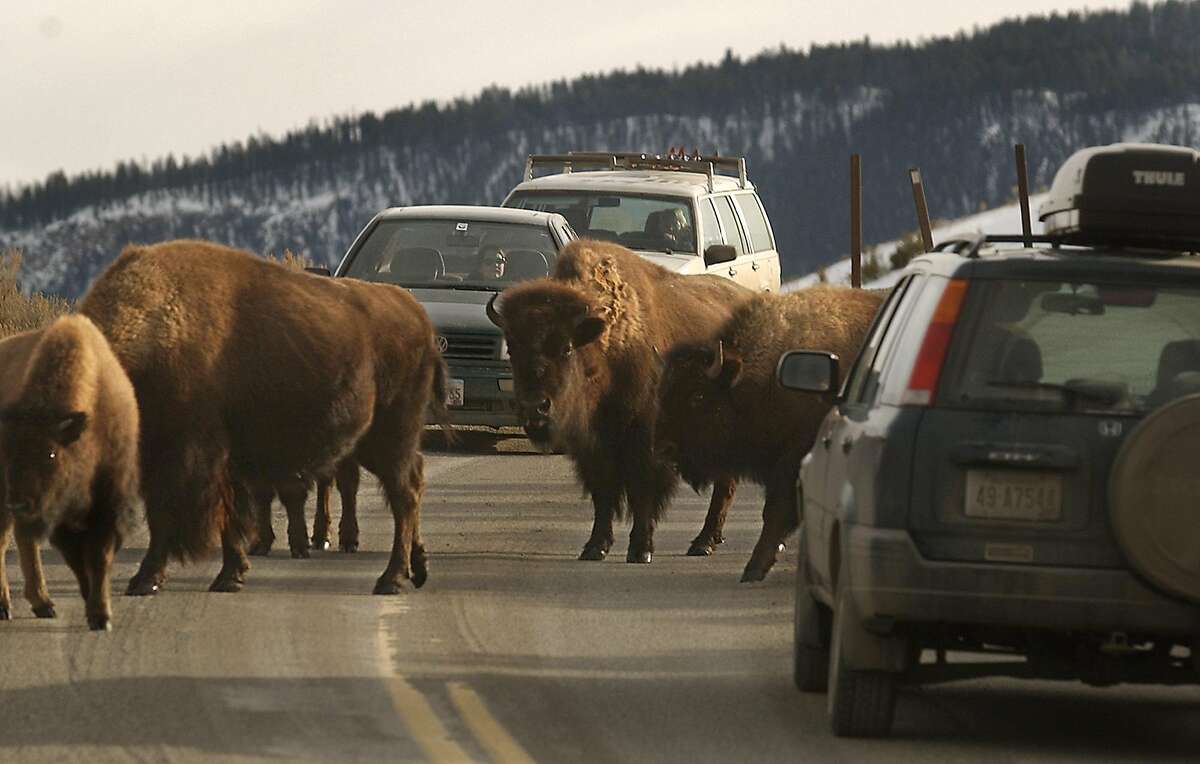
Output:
[752, 261, 760, 271]
[841, 437, 854, 454]
[728, 267, 738, 276]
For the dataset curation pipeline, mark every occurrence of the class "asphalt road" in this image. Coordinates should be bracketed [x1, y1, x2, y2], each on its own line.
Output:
[1, 433, 1198, 762]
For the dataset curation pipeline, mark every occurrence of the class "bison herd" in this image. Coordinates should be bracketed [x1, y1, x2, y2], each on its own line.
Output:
[0, 237, 878, 631]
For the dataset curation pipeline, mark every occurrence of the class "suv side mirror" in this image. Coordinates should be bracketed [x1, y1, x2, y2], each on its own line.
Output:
[777, 350, 840, 393]
[305, 266, 332, 277]
[704, 244, 737, 267]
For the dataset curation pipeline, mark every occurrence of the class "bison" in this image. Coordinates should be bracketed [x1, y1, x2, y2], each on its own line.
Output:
[79, 240, 447, 596]
[0, 314, 141, 630]
[655, 286, 884, 582]
[486, 239, 749, 562]
[248, 460, 360, 557]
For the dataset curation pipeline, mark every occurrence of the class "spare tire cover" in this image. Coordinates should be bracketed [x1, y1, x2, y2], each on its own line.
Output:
[1109, 393, 1200, 605]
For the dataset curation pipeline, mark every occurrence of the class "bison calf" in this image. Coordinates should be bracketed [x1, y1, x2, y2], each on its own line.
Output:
[488, 239, 749, 563]
[656, 287, 883, 582]
[0, 315, 140, 630]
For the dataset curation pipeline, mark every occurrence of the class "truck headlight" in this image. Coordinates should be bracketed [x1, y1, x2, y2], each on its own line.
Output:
[500, 338, 509, 360]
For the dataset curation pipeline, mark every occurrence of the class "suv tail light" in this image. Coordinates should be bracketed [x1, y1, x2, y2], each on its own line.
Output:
[901, 278, 967, 406]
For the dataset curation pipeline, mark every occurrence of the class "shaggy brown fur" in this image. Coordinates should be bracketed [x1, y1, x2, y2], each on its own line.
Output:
[80, 240, 447, 595]
[0, 315, 140, 630]
[656, 286, 884, 581]
[488, 239, 751, 562]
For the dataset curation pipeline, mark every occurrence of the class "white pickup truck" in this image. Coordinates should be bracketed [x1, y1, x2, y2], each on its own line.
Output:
[501, 151, 782, 292]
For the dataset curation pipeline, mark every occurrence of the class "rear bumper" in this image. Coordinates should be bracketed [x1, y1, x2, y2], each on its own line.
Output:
[847, 526, 1200, 636]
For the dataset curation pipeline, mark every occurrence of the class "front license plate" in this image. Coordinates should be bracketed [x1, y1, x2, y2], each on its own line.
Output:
[964, 470, 1063, 522]
[446, 378, 465, 407]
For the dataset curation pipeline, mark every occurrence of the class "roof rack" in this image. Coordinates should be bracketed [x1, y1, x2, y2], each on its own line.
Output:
[523, 152, 749, 193]
[932, 234, 1063, 259]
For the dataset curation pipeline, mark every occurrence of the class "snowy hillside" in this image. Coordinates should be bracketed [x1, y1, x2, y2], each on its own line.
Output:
[784, 192, 1050, 291]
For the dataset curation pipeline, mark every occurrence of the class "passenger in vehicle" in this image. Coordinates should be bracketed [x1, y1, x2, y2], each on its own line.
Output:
[644, 208, 692, 251]
[1147, 339, 1200, 408]
[473, 245, 508, 281]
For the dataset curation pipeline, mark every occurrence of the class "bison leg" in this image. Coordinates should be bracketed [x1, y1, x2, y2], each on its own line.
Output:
[741, 467, 801, 583]
[688, 476, 738, 556]
[277, 480, 311, 559]
[80, 516, 120, 632]
[0, 514, 11, 621]
[625, 455, 675, 564]
[335, 460, 361, 553]
[579, 489, 617, 561]
[372, 455, 425, 595]
[209, 482, 253, 593]
[17, 529, 55, 618]
[310, 475, 333, 550]
[247, 484, 278, 556]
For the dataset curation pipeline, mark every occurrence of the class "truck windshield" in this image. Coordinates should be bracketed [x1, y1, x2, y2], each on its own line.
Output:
[343, 219, 557, 290]
[506, 192, 696, 254]
[943, 279, 1200, 414]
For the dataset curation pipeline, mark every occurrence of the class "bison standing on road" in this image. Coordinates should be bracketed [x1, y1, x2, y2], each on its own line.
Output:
[0, 315, 141, 630]
[80, 240, 447, 596]
[248, 460, 359, 557]
[655, 287, 884, 582]
[487, 239, 749, 563]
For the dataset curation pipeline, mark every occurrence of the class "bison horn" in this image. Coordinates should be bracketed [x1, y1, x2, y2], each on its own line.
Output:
[485, 293, 504, 328]
[705, 341, 725, 380]
[652, 344, 665, 371]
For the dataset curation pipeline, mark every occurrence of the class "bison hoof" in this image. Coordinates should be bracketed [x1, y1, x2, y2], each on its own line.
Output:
[372, 577, 410, 595]
[686, 541, 717, 557]
[626, 550, 653, 564]
[311, 538, 331, 551]
[412, 552, 429, 589]
[126, 576, 161, 597]
[290, 547, 310, 560]
[32, 604, 57, 619]
[739, 566, 769, 583]
[87, 615, 112, 632]
[208, 576, 244, 593]
[0, 605, 9, 621]
[340, 541, 360, 554]
[247, 544, 272, 557]
[578, 546, 608, 561]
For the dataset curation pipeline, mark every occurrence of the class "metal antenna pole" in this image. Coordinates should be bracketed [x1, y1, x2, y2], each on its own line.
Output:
[850, 154, 862, 288]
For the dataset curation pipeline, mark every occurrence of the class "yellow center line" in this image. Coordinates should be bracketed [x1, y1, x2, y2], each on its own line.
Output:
[447, 682, 537, 764]
[385, 676, 475, 763]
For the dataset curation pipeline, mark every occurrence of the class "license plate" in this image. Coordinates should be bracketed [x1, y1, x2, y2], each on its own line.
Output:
[446, 378, 465, 407]
[964, 470, 1063, 522]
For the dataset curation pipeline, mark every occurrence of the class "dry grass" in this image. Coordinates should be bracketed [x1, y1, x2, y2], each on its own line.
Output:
[0, 249, 72, 339]
[264, 248, 313, 270]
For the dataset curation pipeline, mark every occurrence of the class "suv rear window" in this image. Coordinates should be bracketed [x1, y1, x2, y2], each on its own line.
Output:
[506, 192, 696, 254]
[942, 279, 1200, 414]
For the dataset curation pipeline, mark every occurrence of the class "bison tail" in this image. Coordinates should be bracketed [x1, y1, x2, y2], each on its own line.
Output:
[429, 352, 457, 445]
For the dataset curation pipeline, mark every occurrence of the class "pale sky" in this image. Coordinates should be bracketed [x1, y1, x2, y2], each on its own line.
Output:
[1, 0, 1136, 187]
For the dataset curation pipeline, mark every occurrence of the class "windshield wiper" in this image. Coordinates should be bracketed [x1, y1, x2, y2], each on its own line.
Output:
[983, 379, 1127, 406]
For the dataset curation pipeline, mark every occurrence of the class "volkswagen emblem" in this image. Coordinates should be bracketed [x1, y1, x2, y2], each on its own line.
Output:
[435, 335, 449, 354]
[1098, 420, 1123, 438]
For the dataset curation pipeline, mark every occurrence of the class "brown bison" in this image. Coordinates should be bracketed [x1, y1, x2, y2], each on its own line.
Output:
[248, 460, 359, 557]
[0, 315, 141, 630]
[655, 286, 883, 582]
[486, 239, 749, 562]
[80, 240, 446, 595]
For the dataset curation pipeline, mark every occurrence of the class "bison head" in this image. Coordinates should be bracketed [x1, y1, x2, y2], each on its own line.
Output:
[487, 284, 605, 450]
[0, 408, 88, 536]
[655, 340, 744, 486]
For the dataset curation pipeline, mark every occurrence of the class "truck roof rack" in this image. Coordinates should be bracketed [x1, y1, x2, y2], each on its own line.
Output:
[523, 152, 749, 193]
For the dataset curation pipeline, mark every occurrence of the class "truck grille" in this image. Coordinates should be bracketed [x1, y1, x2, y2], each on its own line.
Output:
[440, 333, 498, 360]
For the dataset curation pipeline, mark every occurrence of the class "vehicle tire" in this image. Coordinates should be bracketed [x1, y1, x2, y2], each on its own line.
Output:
[793, 528, 831, 692]
[1109, 393, 1200, 605]
[827, 576, 896, 738]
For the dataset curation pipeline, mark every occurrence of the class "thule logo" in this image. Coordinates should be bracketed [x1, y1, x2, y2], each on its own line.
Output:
[1132, 170, 1186, 187]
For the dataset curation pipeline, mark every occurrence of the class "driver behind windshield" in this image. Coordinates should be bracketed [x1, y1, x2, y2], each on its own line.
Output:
[645, 208, 693, 251]
[472, 244, 508, 281]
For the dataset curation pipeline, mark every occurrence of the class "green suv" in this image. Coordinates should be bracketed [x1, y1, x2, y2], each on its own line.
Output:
[779, 143, 1200, 737]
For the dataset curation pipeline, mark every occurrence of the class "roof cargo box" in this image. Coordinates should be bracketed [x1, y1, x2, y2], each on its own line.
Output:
[1038, 143, 1200, 251]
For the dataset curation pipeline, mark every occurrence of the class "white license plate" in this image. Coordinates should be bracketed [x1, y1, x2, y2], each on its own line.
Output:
[446, 378, 465, 407]
[964, 470, 1063, 522]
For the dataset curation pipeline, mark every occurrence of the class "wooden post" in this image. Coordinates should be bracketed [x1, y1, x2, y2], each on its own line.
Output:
[1015, 143, 1033, 248]
[850, 154, 862, 288]
[909, 168, 934, 252]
